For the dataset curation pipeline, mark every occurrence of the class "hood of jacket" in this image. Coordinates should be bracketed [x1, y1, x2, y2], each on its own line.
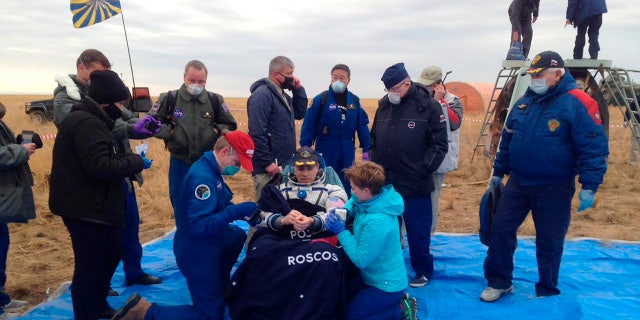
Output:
[54, 74, 84, 101]
[348, 184, 404, 217]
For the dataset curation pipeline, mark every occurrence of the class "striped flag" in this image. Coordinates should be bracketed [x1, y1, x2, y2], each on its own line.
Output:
[71, 0, 122, 29]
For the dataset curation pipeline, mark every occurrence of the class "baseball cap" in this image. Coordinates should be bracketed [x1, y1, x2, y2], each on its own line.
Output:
[417, 66, 443, 86]
[292, 147, 320, 167]
[224, 131, 254, 172]
[522, 51, 565, 76]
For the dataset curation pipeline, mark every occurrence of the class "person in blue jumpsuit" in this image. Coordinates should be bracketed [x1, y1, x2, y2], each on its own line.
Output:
[112, 131, 259, 320]
[480, 51, 609, 302]
[300, 64, 371, 192]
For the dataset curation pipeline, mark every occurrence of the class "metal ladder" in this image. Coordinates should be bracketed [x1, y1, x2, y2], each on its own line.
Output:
[471, 63, 523, 162]
[599, 68, 640, 146]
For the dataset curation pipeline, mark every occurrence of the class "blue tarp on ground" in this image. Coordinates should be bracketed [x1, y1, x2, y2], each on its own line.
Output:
[19, 223, 640, 319]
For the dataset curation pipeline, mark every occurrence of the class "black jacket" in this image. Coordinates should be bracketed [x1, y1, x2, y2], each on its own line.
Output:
[49, 97, 144, 226]
[370, 83, 448, 196]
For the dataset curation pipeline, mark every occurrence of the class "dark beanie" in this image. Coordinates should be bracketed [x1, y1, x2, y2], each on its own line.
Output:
[88, 70, 130, 104]
[381, 62, 409, 89]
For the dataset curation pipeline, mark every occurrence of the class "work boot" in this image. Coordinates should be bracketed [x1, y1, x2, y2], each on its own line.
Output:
[125, 274, 162, 286]
[111, 293, 151, 320]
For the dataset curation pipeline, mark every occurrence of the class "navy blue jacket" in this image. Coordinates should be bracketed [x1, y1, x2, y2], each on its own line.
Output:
[370, 83, 448, 196]
[247, 79, 307, 175]
[300, 87, 370, 172]
[494, 71, 609, 192]
[567, 0, 607, 26]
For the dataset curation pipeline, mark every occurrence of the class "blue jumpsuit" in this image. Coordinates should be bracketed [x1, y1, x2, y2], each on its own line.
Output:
[300, 88, 370, 191]
[145, 151, 247, 319]
[485, 72, 608, 296]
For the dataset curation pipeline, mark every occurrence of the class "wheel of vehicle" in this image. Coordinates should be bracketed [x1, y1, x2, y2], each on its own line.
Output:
[30, 110, 46, 124]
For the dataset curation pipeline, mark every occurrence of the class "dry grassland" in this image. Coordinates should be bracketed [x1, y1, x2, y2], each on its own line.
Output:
[0, 94, 638, 308]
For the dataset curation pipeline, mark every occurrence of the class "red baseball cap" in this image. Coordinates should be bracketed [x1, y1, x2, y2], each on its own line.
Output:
[224, 131, 254, 172]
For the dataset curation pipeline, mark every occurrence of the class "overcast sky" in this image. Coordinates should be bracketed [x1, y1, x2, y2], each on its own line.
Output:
[1, 0, 639, 98]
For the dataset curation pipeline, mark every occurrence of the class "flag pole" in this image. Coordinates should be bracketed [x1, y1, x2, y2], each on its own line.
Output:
[119, 9, 136, 89]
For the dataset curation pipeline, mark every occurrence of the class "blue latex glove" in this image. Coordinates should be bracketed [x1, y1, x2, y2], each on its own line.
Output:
[140, 151, 152, 169]
[577, 189, 595, 212]
[325, 210, 346, 234]
[228, 202, 259, 221]
[489, 176, 502, 190]
[362, 151, 370, 161]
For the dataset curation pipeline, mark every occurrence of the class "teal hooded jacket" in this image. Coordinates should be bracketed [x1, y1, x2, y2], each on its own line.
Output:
[338, 185, 408, 292]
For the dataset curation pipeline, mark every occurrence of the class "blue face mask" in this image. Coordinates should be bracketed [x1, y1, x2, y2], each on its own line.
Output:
[222, 165, 240, 176]
[331, 80, 346, 94]
[529, 78, 549, 95]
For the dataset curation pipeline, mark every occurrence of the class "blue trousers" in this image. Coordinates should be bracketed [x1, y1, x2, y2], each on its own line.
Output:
[121, 180, 145, 282]
[146, 225, 246, 320]
[574, 14, 603, 59]
[63, 217, 122, 320]
[402, 194, 434, 278]
[168, 157, 190, 209]
[347, 275, 403, 320]
[0, 223, 11, 313]
[483, 177, 574, 296]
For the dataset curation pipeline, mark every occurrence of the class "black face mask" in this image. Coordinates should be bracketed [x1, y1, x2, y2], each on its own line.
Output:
[281, 76, 295, 90]
[104, 103, 123, 121]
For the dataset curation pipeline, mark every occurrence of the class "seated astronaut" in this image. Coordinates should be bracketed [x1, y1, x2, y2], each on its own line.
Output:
[227, 147, 351, 320]
[256, 146, 349, 240]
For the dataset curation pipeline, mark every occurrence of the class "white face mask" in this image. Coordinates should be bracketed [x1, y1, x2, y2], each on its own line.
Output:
[186, 83, 204, 96]
[331, 80, 347, 94]
[388, 92, 401, 105]
[529, 78, 549, 95]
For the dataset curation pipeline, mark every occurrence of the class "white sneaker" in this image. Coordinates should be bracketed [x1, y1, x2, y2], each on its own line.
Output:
[1, 299, 28, 313]
[480, 286, 513, 302]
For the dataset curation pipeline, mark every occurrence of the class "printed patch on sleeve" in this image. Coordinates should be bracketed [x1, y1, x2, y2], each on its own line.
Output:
[195, 184, 211, 200]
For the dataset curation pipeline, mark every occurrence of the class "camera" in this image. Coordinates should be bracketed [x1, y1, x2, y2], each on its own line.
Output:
[17, 130, 43, 149]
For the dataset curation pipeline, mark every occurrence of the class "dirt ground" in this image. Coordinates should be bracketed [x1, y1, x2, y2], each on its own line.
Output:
[1, 94, 638, 311]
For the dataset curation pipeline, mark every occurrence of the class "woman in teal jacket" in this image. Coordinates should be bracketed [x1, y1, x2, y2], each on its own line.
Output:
[325, 161, 410, 320]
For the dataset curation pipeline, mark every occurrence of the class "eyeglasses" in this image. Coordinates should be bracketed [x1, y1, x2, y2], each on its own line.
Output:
[384, 81, 408, 92]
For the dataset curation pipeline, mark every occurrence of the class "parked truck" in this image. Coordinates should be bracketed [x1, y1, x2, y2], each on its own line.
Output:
[24, 98, 55, 124]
